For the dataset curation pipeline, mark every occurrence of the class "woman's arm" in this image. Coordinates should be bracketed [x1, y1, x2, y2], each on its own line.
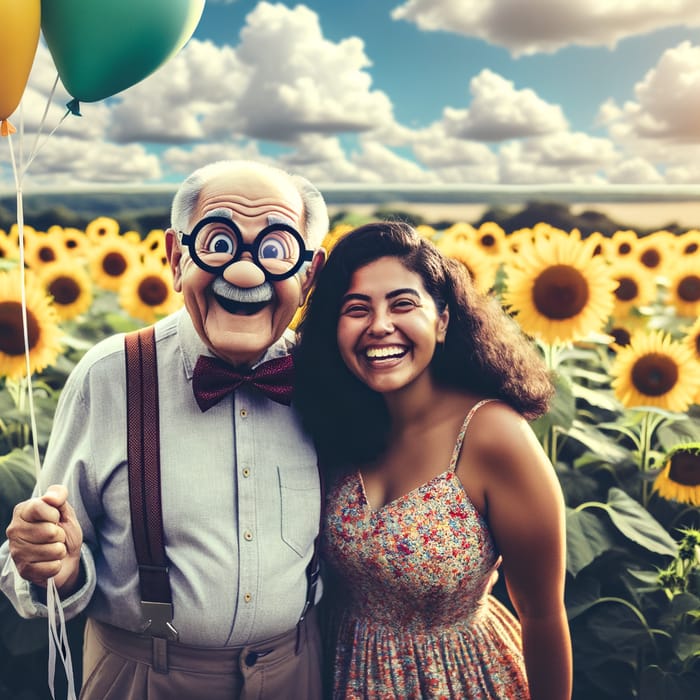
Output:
[468, 403, 572, 700]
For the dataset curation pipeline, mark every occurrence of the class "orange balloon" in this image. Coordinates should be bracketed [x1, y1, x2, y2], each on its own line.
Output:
[0, 0, 41, 122]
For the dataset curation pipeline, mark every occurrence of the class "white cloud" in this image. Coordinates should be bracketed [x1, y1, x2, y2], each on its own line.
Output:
[596, 42, 700, 181]
[442, 69, 568, 141]
[498, 132, 620, 184]
[606, 158, 664, 184]
[392, 0, 700, 56]
[607, 41, 700, 142]
[231, 2, 394, 141]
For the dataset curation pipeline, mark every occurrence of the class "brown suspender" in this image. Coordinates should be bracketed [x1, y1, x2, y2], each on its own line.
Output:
[125, 326, 177, 673]
[124, 326, 320, 668]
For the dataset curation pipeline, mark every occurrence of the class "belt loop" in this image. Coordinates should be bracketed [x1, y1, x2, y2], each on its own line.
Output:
[294, 614, 307, 655]
[151, 636, 169, 674]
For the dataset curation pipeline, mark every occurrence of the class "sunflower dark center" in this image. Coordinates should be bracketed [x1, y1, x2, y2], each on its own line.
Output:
[677, 275, 700, 303]
[48, 276, 81, 305]
[103, 252, 128, 277]
[631, 353, 678, 396]
[138, 276, 169, 306]
[684, 242, 698, 254]
[0, 301, 39, 355]
[668, 452, 700, 486]
[532, 265, 589, 320]
[65, 239, 78, 249]
[480, 234, 496, 248]
[610, 327, 631, 346]
[618, 243, 632, 255]
[39, 246, 56, 262]
[640, 249, 661, 269]
[615, 277, 638, 302]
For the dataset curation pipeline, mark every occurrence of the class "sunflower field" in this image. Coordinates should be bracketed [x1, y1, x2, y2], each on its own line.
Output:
[1, 216, 699, 699]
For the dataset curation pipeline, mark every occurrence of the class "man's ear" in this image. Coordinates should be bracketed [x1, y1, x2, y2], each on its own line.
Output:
[165, 228, 183, 292]
[299, 248, 326, 305]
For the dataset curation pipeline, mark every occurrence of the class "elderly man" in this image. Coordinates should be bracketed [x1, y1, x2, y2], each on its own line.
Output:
[0, 160, 328, 699]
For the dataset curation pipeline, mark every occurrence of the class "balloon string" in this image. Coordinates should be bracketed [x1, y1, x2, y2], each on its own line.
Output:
[23, 74, 70, 177]
[7, 125, 78, 700]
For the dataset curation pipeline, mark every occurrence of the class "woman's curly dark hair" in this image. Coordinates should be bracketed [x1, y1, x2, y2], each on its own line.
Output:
[294, 221, 554, 476]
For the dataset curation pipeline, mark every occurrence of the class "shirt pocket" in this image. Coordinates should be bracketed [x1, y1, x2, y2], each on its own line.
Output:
[277, 465, 320, 557]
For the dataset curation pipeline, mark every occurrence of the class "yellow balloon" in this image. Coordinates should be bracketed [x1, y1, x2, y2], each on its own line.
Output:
[0, 0, 41, 121]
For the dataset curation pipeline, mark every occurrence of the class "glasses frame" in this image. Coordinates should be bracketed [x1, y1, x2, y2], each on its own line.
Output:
[180, 215, 313, 281]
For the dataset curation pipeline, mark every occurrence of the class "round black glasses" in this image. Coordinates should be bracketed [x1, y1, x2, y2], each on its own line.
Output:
[180, 216, 313, 281]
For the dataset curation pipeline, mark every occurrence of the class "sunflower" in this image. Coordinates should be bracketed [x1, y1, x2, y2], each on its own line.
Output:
[666, 257, 700, 318]
[681, 317, 700, 404]
[677, 229, 700, 257]
[604, 229, 639, 262]
[439, 222, 475, 246]
[635, 230, 678, 278]
[682, 317, 700, 363]
[118, 260, 182, 324]
[607, 258, 658, 316]
[653, 443, 700, 506]
[85, 216, 120, 244]
[474, 222, 506, 258]
[38, 261, 93, 321]
[47, 225, 89, 260]
[501, 229, 617, 345]
[89, 236, 141, 292]
[0, 269, 63, 379]
[0, 231, 19, 262]
[23, 230, 65, 269]
[610, 329, 700, 412]
[437, 235, 500, 294]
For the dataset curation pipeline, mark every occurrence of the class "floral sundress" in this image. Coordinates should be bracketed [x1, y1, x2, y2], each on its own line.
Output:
[322, 399, 530, 699]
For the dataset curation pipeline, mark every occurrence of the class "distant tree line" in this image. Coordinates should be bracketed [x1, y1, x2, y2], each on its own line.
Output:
[0, 193, 690, 238]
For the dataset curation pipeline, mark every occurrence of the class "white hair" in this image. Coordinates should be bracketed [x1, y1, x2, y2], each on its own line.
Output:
[170, 160, 329, 248]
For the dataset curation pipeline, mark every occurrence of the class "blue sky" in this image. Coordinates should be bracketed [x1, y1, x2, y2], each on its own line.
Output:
[5, 0, 700, 189]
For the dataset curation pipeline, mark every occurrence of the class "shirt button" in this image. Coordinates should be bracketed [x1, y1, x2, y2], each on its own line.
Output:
[242, 467, 250, 478]
[244, 592, 252, 603]
[240, 408, 248, 418]
[243, 530, 253, 541]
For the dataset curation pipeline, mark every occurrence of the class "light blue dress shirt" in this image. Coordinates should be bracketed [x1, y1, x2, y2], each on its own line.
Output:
[0, 309, 321, 646]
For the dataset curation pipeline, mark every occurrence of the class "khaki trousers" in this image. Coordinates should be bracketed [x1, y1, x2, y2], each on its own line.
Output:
[80, 608, 322, 700]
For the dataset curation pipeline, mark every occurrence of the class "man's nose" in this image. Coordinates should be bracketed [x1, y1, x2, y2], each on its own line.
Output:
[223, 259, 266, 288]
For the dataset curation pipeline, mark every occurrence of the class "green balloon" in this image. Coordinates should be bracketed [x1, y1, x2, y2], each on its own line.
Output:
[41, 0, 205, 104]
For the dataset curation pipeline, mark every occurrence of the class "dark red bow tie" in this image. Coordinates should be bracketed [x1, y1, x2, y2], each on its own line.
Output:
[192, 354, 294, 411]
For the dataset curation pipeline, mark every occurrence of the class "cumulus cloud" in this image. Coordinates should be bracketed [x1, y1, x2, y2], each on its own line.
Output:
[442, 69, 567, 141]
[601, 42, 700, 143]
[498, 132, 620, 184]
[391, 0, 700, 56]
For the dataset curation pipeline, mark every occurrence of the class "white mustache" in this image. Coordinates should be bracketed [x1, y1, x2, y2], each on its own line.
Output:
[211, 277, 273, 304]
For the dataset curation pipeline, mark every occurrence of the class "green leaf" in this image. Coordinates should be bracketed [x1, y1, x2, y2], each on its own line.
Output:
[566, 422, 631, 464]
[566, 507, 616, 576]
[640, 666, 700, 700]
[603, 488, 679, 557]
[674, 633, 700, 661]
[564, 575, 602, 620]
[0, 450, 37, 536]
[531, 372, 576, 441]
[570, 383, 621, 411]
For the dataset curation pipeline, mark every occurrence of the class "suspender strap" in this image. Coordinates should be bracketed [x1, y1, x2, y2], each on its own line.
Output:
[125, 327, 178, 672]
[296, 464, 323, 654]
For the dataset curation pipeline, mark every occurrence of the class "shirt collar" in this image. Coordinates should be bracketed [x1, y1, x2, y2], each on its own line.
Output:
[177, 308, 296, 379]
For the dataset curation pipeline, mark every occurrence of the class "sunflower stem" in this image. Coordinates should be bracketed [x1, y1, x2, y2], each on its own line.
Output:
[639, 410, 665, 507]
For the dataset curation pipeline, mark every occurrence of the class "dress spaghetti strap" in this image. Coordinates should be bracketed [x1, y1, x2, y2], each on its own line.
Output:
[448, 399, 497, 472]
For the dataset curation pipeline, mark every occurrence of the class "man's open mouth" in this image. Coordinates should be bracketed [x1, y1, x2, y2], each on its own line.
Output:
[215, 294, 269, 316]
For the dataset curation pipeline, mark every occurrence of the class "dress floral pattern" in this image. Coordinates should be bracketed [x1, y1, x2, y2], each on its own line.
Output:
[322, 400, 530, 699]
